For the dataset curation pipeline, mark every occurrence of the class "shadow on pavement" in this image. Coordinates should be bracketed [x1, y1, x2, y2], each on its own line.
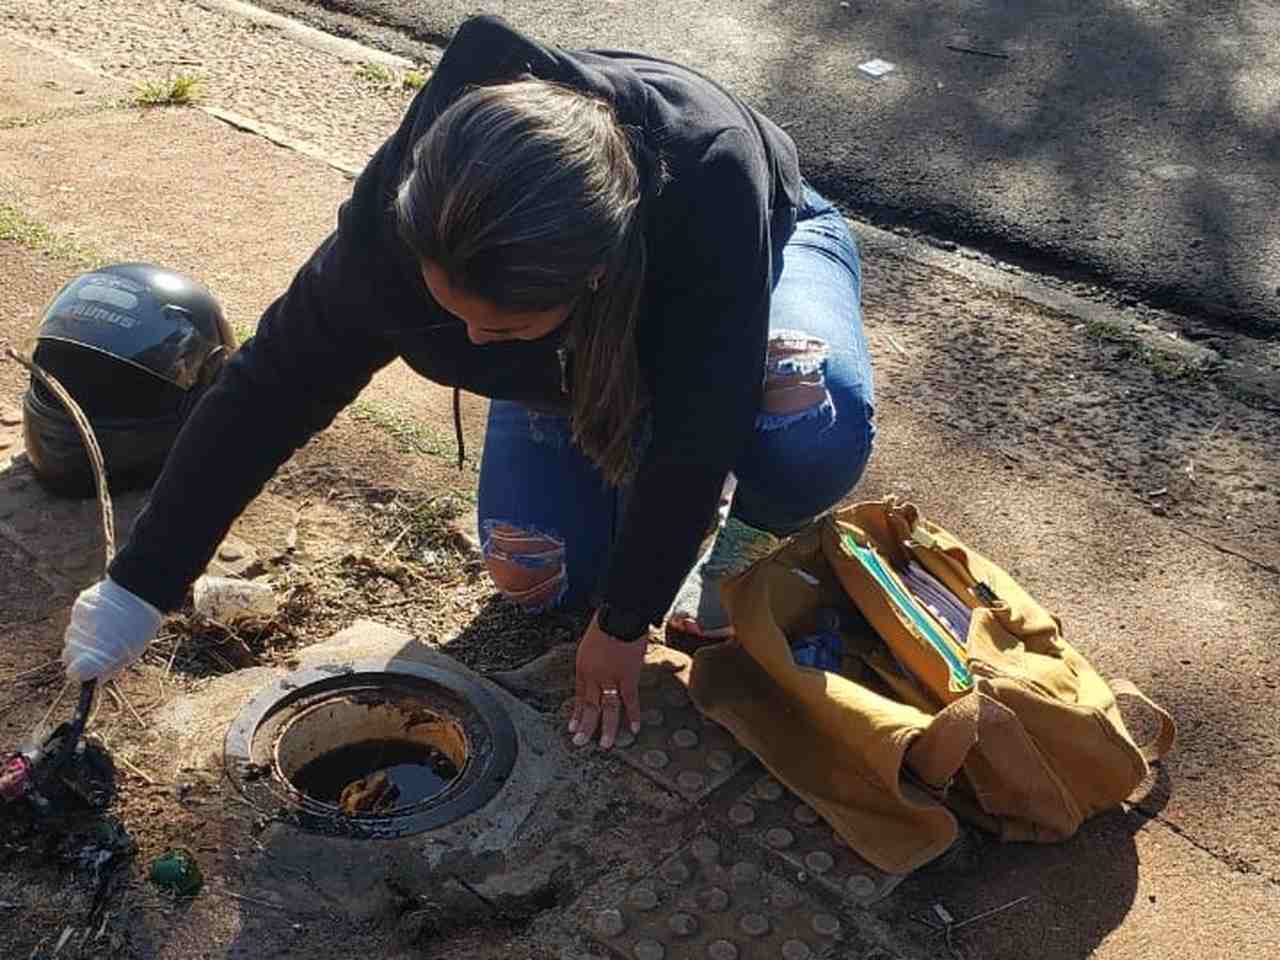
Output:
[889, 806, 1146, 960]
[313, 0, 1280, 333]
[764, 0, 1280, 333]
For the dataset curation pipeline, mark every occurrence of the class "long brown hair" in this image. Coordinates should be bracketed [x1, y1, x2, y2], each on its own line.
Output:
[395, 78, 661, 484]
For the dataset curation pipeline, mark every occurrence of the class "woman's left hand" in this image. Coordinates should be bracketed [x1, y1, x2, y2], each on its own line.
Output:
[570, 612, 646, 749]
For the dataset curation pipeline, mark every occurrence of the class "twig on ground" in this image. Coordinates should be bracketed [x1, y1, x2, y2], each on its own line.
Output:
[0, 659, 58, 685]
[97, 732, 157, 784]
[36, 679, 72, 734]
[117, 755, 157, 785]
[220, 890, 287, 910]
[163, 637, 183, 683]
[309, 550, 356, 573]
[194, 615, 256, 666]
[948, 895, 1030, 932]
[203, 646, 238, 673]
[915, 896, 1030, 959]
[105, 681, 148, 729]
[945, 43, 1010, 59]
[886, 334, 909, 358]
[52, 926, 75, 956]
[377, 522, 413, 561]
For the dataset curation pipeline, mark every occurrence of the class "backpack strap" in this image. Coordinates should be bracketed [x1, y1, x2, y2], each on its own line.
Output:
[1109, 678, 1177, 763]
[904, 692, 981, 792]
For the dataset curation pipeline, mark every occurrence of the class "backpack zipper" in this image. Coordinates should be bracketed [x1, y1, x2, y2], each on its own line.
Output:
[907, 523, 1001, 607]
[842, 532, 973, 692]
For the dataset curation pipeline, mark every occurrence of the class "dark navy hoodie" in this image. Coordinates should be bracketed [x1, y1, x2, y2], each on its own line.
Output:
[111, 14, 803, 628]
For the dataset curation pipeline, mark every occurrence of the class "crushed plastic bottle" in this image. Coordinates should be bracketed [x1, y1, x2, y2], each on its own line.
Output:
[193, 575, 277, 622]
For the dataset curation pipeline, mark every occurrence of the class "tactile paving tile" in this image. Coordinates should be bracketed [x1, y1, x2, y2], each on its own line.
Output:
[584, 835, 845, 959]
[612, 671, 755, 802]
[729, 776, 906, 908]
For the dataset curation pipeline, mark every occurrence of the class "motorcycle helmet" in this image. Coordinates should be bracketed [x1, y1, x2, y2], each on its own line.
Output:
[22, 263, 236, 497]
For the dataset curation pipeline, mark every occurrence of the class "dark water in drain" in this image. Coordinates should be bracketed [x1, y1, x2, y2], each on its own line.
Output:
[292, 739, 460, 805]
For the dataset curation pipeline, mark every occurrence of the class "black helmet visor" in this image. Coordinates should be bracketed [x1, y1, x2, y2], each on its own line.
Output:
[35, 270, 222, 391]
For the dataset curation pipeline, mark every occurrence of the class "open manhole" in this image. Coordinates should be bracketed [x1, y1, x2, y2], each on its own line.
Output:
[225, 658, 517, 838]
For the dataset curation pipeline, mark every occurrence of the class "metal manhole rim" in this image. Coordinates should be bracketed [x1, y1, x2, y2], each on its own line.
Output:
[224, 655, 518, 838]
[268, 693, 471, 819]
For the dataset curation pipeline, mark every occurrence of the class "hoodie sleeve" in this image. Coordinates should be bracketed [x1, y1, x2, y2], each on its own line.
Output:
[108, 171, 405, 611]
[599, 129, 772, 625]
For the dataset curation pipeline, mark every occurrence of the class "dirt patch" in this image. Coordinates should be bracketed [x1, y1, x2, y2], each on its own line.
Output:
[0, 415, 563, 959]
[0, 536, 72, 754]
[0, 36, 122, 122]
[0, 312, 561, 960]
[0, 241, 89, 402]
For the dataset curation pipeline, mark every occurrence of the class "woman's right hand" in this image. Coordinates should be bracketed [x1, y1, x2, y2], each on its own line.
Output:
[61, 578, 164, 683]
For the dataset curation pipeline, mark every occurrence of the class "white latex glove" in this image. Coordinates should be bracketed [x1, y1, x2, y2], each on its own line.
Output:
[61, 577, 164, 683]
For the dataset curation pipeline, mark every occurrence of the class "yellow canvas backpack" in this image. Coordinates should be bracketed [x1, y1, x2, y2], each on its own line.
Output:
[688, 497, 1175, 875]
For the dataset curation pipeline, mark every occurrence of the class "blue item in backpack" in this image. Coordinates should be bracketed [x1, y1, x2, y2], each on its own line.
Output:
[790, 627, 845, 671]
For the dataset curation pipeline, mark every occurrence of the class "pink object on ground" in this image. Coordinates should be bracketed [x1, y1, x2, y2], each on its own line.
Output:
[0, 754, 33, 802]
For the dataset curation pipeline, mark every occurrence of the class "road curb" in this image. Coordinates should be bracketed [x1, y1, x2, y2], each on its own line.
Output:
[853, 222, 1280, 408]
[201, 105, 363, 180]
[193, 0, 415, 68]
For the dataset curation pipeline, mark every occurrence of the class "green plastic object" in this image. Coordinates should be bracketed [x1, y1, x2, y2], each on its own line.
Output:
[149, 848, 203, 896]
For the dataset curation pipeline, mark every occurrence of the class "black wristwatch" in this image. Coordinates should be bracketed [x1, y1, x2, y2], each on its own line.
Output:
[597, 603, 651, 642]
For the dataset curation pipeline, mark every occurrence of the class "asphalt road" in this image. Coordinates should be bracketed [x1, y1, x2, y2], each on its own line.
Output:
[257, 0, 1280, 338]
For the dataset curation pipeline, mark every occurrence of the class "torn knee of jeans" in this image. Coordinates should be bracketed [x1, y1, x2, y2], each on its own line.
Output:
[482, 522, 568, 612]
[759, 331, 833, 430]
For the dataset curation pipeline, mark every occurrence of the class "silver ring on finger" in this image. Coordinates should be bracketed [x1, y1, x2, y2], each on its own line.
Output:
[601, 687, 620, 699]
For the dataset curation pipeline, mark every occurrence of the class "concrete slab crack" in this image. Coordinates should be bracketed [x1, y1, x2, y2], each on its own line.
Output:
[1132, 806, 1280, 889]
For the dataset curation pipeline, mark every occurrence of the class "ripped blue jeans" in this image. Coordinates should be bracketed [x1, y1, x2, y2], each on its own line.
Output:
[476, 183, 875, 611]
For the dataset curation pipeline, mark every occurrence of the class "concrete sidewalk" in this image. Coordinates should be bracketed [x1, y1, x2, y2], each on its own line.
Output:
[2, 10, 1279, 960]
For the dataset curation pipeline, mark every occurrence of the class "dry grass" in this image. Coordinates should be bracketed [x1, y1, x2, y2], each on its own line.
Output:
[133, 73, 203, 107]
[0, 202, 101, 263]
[354, 62, 396, 86]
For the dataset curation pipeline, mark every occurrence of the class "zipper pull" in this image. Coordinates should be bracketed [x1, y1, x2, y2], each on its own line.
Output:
[556, 346, 569, 395]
